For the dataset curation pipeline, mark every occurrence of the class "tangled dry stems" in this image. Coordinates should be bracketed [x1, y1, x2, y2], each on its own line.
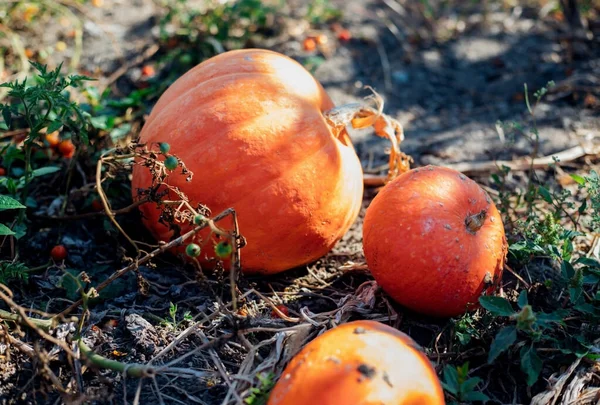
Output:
[0, 131, 400, 403]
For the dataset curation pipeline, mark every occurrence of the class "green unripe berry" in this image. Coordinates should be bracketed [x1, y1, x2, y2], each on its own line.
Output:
[159, 142, 171, 154]
[186, 243, 201, 258]
[164, 155, 178, 170]
[194, 214, 206, 225]
[179, 54, 193, 65]
[215, 240, 233, 258]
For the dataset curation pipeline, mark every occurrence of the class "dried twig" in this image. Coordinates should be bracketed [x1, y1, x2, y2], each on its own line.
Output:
[99, 44, 160, 94]
[32, 198, 149, 221]
[0, 287, 76, 358]
[364, 142, 600, 186]
[57, 207, 236, 317]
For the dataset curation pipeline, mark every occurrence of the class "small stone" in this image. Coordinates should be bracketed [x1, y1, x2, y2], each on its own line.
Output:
[392, 70, 410, 84]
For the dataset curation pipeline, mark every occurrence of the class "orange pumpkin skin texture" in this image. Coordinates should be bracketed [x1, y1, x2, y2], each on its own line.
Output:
[362, 165, 507, 318]
[131, 49, 363, 275]
[267, 320, 445, 405]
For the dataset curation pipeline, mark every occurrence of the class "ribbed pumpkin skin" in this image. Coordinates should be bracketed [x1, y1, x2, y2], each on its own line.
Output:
[131, 49, 363, 274]
[267, 320, 445, 405]
[363, 166, 507, 318]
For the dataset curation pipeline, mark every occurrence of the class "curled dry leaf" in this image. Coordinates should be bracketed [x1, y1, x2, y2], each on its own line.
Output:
[323, 88, 412, 184]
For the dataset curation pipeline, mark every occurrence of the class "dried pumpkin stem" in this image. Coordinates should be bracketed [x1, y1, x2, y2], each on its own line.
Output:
[323, 87, 412, 183]
[465, 210, 487, 234]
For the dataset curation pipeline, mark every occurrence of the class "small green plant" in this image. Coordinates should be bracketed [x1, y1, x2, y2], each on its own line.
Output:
[480, 292, 566, 386]
[245, 372, 276, 405]
[481, 167, 600, 384]
[478, 80, 600, 389]
[453, 312, 481, 346]
[157, 0, 280, 49]
[0, 261, 29, 284]
[0, 61, 93, 235]
[441, 362, 489, 403]
[306, 0, 342, 24]
[161, 302, 192, 329]
[583, 170, 600, 231]
[0, 194, 26, 237]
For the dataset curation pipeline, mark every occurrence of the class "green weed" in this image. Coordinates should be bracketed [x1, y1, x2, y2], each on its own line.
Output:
[245, 372, 276, 405]
[442, 362, 490, 404]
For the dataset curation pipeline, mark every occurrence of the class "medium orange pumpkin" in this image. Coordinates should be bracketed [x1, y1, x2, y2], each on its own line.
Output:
[131, 49, 364, 274]
[362, 165, 507, 318]
[267, 320, 445, 405]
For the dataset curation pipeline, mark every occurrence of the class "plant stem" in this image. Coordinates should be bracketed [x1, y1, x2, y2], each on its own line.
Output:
[24, 260, 51, 273]
[0, 308, 53, 330]
[78, 339, 154, 378]
[465, 210, 488, 234]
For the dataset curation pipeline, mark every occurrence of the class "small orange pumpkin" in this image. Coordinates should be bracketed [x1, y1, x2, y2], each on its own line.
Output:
[267, 320, 445, 405]
[131, 49, 364, 274]
[362, 165, 507, 318]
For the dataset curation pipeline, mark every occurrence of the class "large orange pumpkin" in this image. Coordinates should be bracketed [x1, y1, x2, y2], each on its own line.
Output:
[131, 49, 364, 274]
[267, 320, 445, 405]
[362, 165, 507, 318]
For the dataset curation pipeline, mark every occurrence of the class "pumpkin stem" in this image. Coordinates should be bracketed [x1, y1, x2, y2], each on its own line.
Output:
[465, 210, 487, 234]
[322, 87, 412, 184]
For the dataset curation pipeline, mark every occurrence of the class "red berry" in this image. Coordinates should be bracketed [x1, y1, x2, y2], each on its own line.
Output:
[91, 199, 104, 212]
[141, 65, 156, 78]
[45, 131, 60, 147]
[337, 29, 351, 42]
[271, 304, 289, 318]
[0, 168, 5, 176]
[51, 245, 68, 261]
[303, 37, 317, 52]
[58, 140, 76, 158]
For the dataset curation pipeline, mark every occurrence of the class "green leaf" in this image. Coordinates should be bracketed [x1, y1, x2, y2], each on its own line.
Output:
[47, 120, 63, 133]
[536, 309, 569, 326]
[109, 123, 132, 142]
[584, 353, 600, 361]
[456, 331, 471, 346]
[460, 377, 484, 395]
[0, 223, 15, 236]
[562, 238, 574, 261]
[520, 345, 543, 386]
[0, 195, 26, 211]
[2, 107, 12, 128]
[12, 222, 26, 240]
[90, 115, 110, 130]
[16, 166, 61, 188]
[59, 269, 86, 300]
[462, 391, 491, 402]
[574, 302, 597, 315]
[479, 296, 516, 316]
[570, 174, 586, 186]
[488, 326, 517, 363]
[457, 362, 470, 381]
[442, 365, 459, 395]
[562, 260, 575, 279]
[107, 97, 136, 108]
[578, 199, 587, 215]
[570, 286, 584, 304]
[518, 290, 528, 309]
[578, 257, 600, 268]
[538, 186, 553, 203]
